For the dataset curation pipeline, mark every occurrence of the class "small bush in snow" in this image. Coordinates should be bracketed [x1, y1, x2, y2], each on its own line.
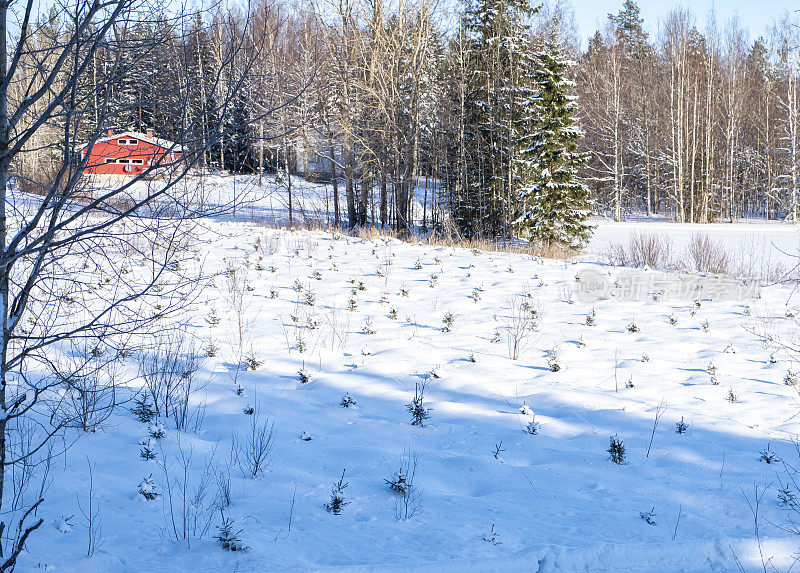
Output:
[215, 510, 248, 551]
[206, 308, 221, 327]
[389, 308, 398, 320]
[627, 321, 640, 334]
[362, 319, 376, 335]
[441, 311, 455, 333]
[269, 287, 278, 299]
[244, 352, 262, 371]
[785, 370, 799, 386]
[406, 383, 431, 427]
[668, 314, 678, 326]
[701, 319, 710, 333]
[304, 291, 316, 306]
[492, 442, 506, 460]
[547, 347, 561, 372]
[608, 436, 625, 464]
[204, 339, 219, 358]
[300, 431, 312, 441]
[779, 486, 798, 509]
[468, 353, 476, 363]
[292, 278, 304, 292]
[640, 508, 656, 525]
[243, 405, 254, 415]
[325, 470, 350, 515]
[760, 443, 778, 464]
[132, 396, 155, 423]
[148, 421, 166, 439]
[138, 475, 159, 500]
[414, 259, 422, 270]
[585, 308, 596, 326]
[348, 297, 358, 312]
[726, 388, 739, 403]
[675, 417, 688, 434]
[140, 439, 157, 461]
[483, 524, 501, 545]
[340, 394, 356, 408]
[428, 274, 439, 288]
[298, 369, 311, 384]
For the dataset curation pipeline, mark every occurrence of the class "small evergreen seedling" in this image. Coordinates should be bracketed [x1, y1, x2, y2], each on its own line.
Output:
[244, 353, 262, 371]
[785, 370, 799, 386]
[627, 321, 640, 333]
[138, 475, 159, 500]
[324, 470, 350, 515]
[298, 368, 311, 384]
[406, 383, 431, 427]
[701, 319, 710, 333]
[668, 314, 678, 326]
[362, 319, 376, 335]
[305, 291, 316, 306]
[492, 442, 506, 460]
[547, 348, 561, 372]
[243, 405, 254, 415]
[148, 421, 166, 439]
[292, 279, 304, 292]
[140, 439, 156, 461]
[779, 486, 798, 508]
[300, 431, 312, 441]
[340, 394, 356, 408]
[525, 418, 540, 435]
[608, 435, 625, 464]
[206, 309, 221, 327]
[205, 339, 219, 358]
[585, 308, 596, 326]
[759, 443, 778, 464]
[468, 353, 477, 363]
[483, 524, 501, 545]
[348, 297, 358, 312]
[640, 508, 656, 525]
[441, 311, 455, 333]
[385, 470, 409, 495]
[389, 308, 398, 320]
[132, 396, 155, 423]
[215, 509, 248, 551]
[675, 417, 688, 434]
[726, 388, 738, 403]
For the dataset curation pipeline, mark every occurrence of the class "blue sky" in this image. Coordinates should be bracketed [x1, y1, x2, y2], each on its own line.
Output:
[571, 0, 797, 44]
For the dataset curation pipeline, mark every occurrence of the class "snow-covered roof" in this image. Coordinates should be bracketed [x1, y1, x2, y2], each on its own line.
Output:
[77, 131, 183, 153]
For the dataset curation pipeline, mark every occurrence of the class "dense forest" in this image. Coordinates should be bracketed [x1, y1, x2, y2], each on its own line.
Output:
[14, 0, 800, 241]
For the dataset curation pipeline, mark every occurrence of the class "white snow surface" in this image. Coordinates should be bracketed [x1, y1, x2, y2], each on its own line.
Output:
[14, 184, 800, 572]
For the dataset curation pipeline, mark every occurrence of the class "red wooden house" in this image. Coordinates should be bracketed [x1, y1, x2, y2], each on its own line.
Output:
[78, 129, 183, 176]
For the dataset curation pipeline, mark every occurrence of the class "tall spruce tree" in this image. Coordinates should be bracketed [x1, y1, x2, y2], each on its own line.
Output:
[457, 0, 538, 238]
[517, 34, 593, 248]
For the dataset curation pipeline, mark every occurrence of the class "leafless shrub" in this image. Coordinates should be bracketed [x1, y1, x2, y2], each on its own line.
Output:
[608, 231, 673, 268]
[157, 439, 219, 547]
[388, 448, 422, 520]
[138, 333, 204, 428]
[505, 295, 540, 360]
[233, 410, 275, 479]
[686, 233, 731, 275]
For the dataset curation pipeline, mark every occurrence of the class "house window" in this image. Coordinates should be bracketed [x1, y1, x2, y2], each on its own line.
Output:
[117, 158, 130, 164]
[132, 159, 143, 164]
[117, 139, 138, 145]
[104, 158, 116, 163]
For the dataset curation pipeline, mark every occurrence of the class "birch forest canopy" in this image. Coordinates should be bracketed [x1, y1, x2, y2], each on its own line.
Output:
[17, 0, 800, 237]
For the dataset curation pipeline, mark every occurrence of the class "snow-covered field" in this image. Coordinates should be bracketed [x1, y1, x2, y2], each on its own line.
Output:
[16, 179, 800, 572]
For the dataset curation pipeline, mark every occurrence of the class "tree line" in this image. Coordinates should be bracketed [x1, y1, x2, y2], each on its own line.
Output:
[16, 0, 800, 241]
